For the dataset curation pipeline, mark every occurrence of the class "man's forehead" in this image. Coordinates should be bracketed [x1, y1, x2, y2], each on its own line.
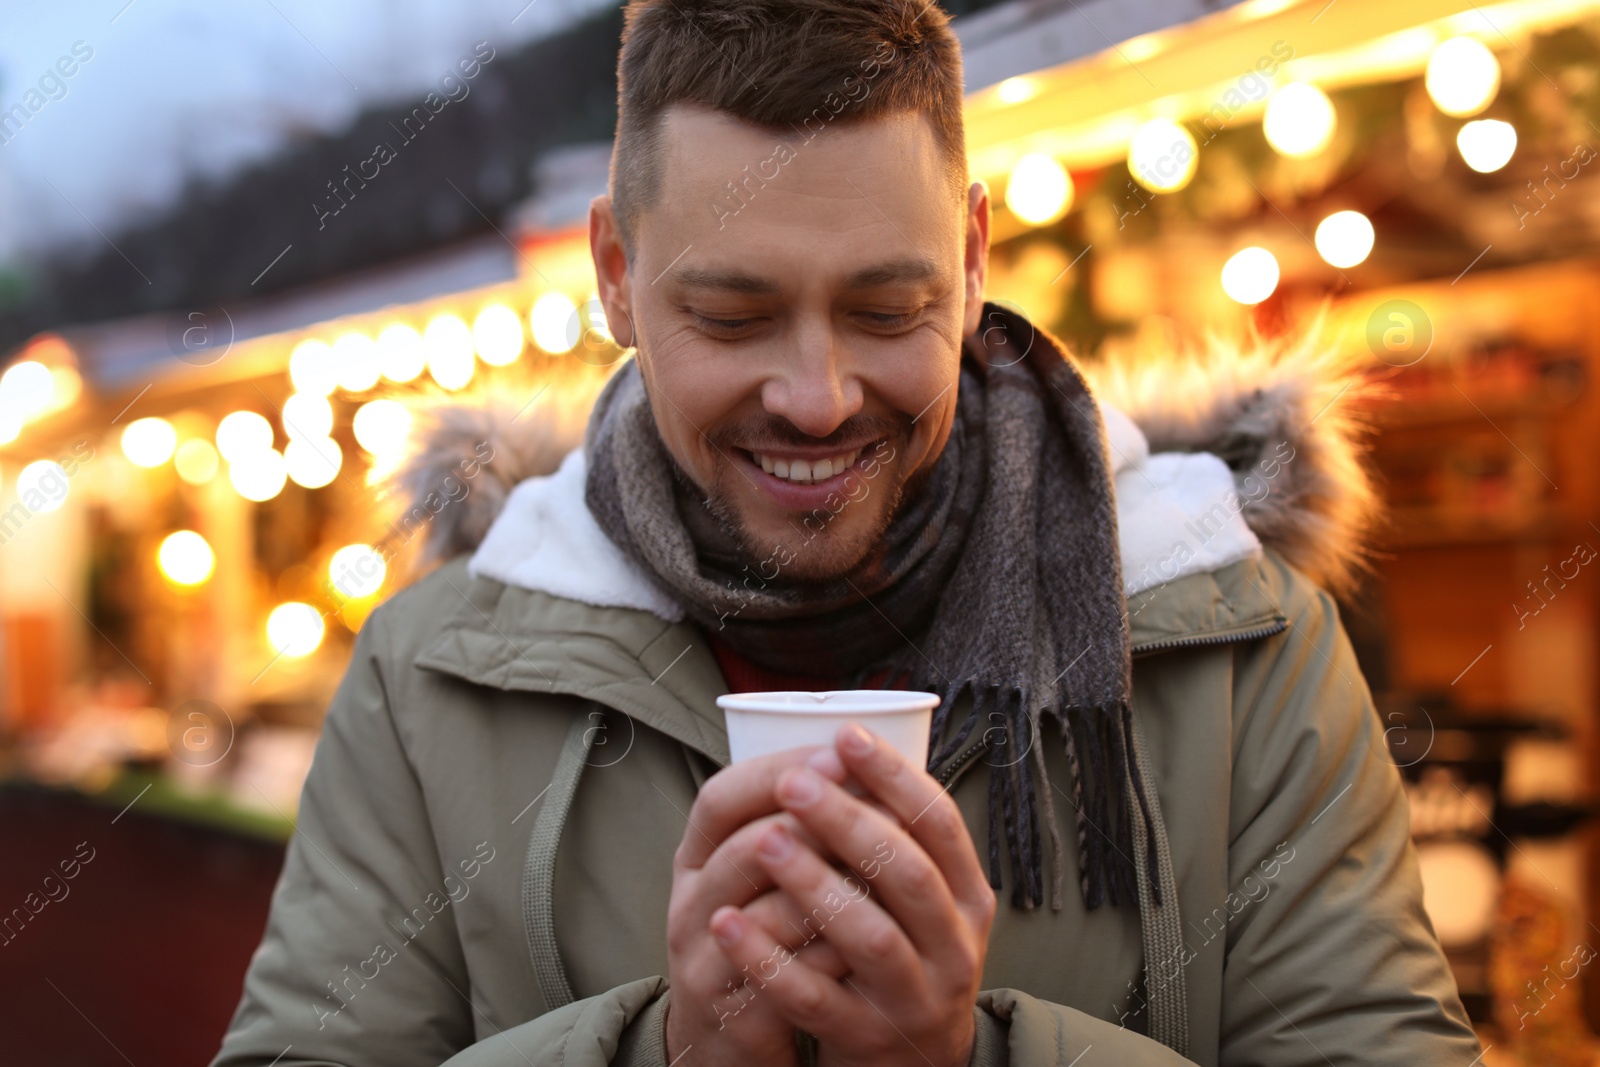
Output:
[673, 256, 942, 296]
[643, 103, 963, 284]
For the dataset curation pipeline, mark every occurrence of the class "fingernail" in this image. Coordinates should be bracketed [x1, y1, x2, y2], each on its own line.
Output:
[758, 824, 796, 862]
[806, 748, 845, 780]
[779, 768, 822, 807]
[711, 910, 743, 947]
[840, 724, 874, 757]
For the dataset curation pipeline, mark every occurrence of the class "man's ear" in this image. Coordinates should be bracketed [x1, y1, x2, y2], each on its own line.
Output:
[961, 179, 991, 338]
[589, 194, 635, 349]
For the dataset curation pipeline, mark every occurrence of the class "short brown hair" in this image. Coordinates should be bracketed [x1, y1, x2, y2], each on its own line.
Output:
[610, 0, 967, 259]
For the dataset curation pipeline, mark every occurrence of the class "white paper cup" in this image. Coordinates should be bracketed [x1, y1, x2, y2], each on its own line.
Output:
[717, 689, 940, 768]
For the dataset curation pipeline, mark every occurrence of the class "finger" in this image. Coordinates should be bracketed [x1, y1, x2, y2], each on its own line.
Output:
[701, 900, 848, 1027]
[677, 747, 849, 870]
[774, 764, 964, 956]
[712, 930, 849, 1018]
[710, 904, 862, 1040]
[687, 811, 838, 927]
[829, 724, 994, 912]
[796, 940, 849, 980]
[751, 821, 923, 986]
[743, 891, 851, 976]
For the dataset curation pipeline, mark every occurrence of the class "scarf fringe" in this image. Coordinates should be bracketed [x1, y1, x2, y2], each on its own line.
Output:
[921, 677, 1158, 914]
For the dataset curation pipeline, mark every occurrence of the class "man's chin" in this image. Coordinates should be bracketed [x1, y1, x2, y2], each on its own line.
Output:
[765, 536, 876, 585]
[730, 507, 893, 586]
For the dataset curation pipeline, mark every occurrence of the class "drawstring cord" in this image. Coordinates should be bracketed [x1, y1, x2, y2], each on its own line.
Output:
[523, 708, 597, 1013]
[1125, 707, 1190, 1057]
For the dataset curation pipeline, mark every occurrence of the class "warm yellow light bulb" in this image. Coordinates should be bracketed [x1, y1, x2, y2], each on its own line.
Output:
[352, 399, 412, 458]
[281, 392, 334, 441]
[1314, 210, 1375, 268]
[333, 332, 381, 393]
[216, 411, 274, 463]
[285, 437, 342, 489]
[289, 339, 338, 397]
[424, 314, 475, 389]
[16, 460, 69, 512]
[1005, 154, 1074, 226]
[121, 417, 178, 468]
[329, 543, 386, 599]
[377, 323, 426, 383]
[1128, 118, 1198, 193]
[1426, 37, 1500, 118]
[158, 530, 215, 586]
[228, 448, 288, 502]
[267, 602, 325, 657]
[1457, 119, 1516, 173]
[530, 293, 578, 354]
[474, 304, 525, 366]
[1263, 83, 1336, 159]
[1221, 247, 1280, 305]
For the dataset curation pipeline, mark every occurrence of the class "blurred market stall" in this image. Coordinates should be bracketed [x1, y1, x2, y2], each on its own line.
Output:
[0, 146, 619, 807]
[960, 0, 1600, 1057]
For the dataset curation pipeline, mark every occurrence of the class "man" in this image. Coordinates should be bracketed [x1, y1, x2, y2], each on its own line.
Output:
[213, 2, 1481, 1065]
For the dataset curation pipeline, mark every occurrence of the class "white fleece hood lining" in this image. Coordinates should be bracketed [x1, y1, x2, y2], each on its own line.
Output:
[467, 402, 1263, 623]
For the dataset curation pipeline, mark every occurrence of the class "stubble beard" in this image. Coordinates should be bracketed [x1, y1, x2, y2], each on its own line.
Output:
[697, 451, 912, 588]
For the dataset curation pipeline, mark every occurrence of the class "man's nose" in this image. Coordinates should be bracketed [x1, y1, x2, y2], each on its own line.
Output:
[759, 317, 863, 438]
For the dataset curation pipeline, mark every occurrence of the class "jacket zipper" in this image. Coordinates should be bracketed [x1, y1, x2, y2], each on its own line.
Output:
[1131, 618, 1288, 658]
[935, 733, 994, 787]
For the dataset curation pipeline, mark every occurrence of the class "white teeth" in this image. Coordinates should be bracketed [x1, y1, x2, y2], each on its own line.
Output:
[751, 448, 863, 485]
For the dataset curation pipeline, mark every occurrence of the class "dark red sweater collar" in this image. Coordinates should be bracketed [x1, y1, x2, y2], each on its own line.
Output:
[705, 629, 840, 692]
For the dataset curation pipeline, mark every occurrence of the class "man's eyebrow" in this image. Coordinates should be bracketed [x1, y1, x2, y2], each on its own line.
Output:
[673, 267, 779, 295]
[843, 257, 941, 289]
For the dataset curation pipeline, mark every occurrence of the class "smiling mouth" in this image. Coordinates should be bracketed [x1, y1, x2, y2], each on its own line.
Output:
[741, 445, 869, 485]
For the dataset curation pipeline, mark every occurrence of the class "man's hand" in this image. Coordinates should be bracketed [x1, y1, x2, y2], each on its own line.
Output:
[708, 724, 997, 1067]
[665, 747, 853, 1067]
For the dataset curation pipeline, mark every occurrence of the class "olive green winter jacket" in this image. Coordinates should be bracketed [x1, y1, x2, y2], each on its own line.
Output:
[211, 329, 1480, 1066]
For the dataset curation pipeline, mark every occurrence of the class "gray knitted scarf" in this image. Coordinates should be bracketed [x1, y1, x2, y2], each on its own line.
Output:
[585, 303, 1152, 913]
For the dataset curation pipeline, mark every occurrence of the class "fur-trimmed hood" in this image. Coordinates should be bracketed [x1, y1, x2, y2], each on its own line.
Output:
[387, 324, 1377, 604]
[1083, 324, 1377, 596]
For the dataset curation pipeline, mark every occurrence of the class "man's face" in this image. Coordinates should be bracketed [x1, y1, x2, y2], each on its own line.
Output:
[592, 104, 988, 583]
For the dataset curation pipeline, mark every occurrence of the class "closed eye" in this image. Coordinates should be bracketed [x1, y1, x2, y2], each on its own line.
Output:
[857, 308, 925, 331]
[689, 311, 761, 338]
[698, 314, 754, 329]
